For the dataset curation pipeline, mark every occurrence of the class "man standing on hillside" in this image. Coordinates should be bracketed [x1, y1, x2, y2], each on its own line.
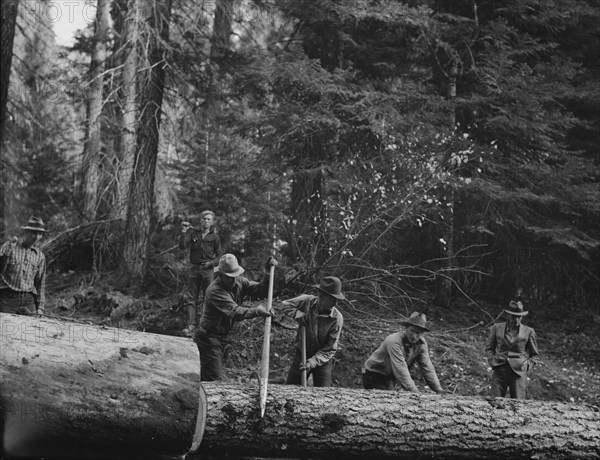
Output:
[362, 312, 445, 394]
[485, 301, 539, 399]
[0, 216, 47, 316]
[180, 210, 222, 337]
[195, 253, 276, 381]
[281, 276, 345, 387]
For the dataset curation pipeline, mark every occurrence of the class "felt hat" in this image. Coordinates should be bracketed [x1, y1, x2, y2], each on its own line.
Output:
[314, 276, 345, 300]
[200, 210, 215, 219]
[504, 300, 528, 316]
[217, 253, 244, 277]
[400, 312, 431, 332]
[22, 216, 46, 233]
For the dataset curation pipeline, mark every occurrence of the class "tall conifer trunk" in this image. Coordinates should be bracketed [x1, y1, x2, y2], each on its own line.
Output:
[205, 0, 234, 115]
[122, 0, 172, 283]
[81, 0, 111, 222]
[0, 0, 18, 144]
[0, 0, 19, 239]
[111, 0, 140, 219]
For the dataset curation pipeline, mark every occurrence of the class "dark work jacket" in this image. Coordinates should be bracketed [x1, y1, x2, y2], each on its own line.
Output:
[281, 294, 343, 368]
[179, 228, 221, 266]
[199, 275, 270, 336]
[485, 322, 539, 376]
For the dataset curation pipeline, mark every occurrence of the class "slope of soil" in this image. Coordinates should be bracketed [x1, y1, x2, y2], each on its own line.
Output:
[42, 269, 600, 407]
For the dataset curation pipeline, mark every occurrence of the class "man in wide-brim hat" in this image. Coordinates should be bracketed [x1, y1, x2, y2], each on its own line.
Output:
[362, 312, 445, 394]
[0, 217, 47, 316]
[194, 253, 276, 381]
[280, 276, 345, 387]
[485, 301, 539, 399]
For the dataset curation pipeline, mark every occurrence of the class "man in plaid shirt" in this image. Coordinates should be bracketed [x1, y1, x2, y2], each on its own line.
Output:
[0, 216, 47, 315]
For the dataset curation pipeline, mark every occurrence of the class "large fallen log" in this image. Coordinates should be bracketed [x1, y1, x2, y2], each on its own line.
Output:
[195, 382, 600, 460]
[2, 313, 599, 460]
[0, 313, 201, 459]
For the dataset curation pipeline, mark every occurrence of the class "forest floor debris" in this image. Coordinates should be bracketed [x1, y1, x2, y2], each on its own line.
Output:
[43, 269, 600, 407]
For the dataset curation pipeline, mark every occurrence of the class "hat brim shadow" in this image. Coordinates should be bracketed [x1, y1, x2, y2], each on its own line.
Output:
[400, 321, 430, 332]
[504, 310, 528, 316]
[218, 268, 245, 277]
[22, 226, 46, 232]
[315, 286, 345, 300]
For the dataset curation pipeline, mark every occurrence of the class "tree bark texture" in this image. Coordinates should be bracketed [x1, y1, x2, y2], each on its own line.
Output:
[122, 0, 172, 282]
[81, 0, 111, 222]
[204, 0, 234, 117]
[195, 382, 599, 460]
[0, 0, 18, 144]
[0, 313, 200, 459]
[0, 0, 19, 240]
[111, 0, 140, 220]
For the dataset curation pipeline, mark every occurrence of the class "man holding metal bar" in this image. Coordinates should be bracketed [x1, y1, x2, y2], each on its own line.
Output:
[194, 253, 276, 381]
[280, 276, 345, 387]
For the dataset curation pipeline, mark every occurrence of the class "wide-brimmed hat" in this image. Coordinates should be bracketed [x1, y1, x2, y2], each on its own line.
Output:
[22, 216, 46, 233]
[200, 210, 215, 219]
[504, 300, 528, 316]
[216, 253, 244, 277]
[400, 312, 431, 332]
[314, 276, 345, 300]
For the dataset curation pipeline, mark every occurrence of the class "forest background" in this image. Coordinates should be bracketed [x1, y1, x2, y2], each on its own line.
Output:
[0, 0, 599, 402]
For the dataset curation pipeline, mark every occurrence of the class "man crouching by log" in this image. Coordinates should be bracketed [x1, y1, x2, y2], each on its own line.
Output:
[362, 312, 445, 394]
[281, 276, 345, 387]
[194, 253, 276, 381]
[485, 301, 539, 399]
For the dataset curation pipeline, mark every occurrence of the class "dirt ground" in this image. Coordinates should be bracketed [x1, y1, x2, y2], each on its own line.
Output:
[42, 268, 600, 408]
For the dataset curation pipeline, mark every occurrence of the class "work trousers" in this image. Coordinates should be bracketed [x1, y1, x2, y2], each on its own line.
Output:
[195, 329, 228, 382]
[185, 265, 214, 327]
[0, 289, 36, 315]
[491, 363, 528, 399]
[362, 369, 395, 391]
[286, 350, 333, 387]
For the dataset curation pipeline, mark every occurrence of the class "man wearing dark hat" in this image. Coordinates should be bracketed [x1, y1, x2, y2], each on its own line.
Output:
[0, 217, 47, 316]
[179, 210, 222, 337]
[485, 301, 539, 399]
[362, 312, 444, 394]
[280, 276, 345, 387]
[195, 253, 276, 381]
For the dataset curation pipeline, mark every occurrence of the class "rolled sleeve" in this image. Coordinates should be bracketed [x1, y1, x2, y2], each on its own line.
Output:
[527, 329, 539, 361]
[389, 342, 418, 392]
[179, 231, 192, 250]
[485, 326, 497, 364]
[416, 343, 443, 393]
[311, 317, 343, 367]
[34, 256, 46, 311]
[210, 289, 256, 321]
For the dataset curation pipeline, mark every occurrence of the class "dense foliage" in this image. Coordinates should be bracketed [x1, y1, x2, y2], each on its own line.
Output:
[1, 0, 598, 308]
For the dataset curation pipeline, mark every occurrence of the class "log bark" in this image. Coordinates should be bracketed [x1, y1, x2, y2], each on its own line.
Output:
[195, 383, 599, 460]
[2, 314, 599, 460]
[0, 313, 200, 459]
